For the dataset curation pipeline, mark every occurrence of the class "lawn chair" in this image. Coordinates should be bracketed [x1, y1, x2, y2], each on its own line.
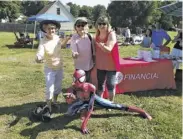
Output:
[13, 31, 33, 47]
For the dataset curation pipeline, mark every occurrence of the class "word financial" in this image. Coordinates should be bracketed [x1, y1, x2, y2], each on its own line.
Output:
[123, 73, 159, 80]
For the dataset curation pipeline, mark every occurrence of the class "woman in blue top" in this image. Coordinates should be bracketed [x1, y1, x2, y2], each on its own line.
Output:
[151, 22, 171, 48]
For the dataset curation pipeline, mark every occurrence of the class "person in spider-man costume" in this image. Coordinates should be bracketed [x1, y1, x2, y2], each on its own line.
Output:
[64, 69, 152, 134]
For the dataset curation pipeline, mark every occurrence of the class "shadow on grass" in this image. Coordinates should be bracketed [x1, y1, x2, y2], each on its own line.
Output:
[20, 114, 78, 139]
[122, 80, 182, 97]
[20, 112, 134, 139]
[0, 101, 68, 128]
[6, 44, 38, 49]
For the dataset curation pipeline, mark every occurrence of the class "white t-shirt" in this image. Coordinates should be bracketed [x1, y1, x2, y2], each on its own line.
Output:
[125, 29, 131, 38]
[36, 35, 63, 70]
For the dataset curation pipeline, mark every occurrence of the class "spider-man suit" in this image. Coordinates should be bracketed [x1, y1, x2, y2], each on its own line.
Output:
[65, 70, 152, 134]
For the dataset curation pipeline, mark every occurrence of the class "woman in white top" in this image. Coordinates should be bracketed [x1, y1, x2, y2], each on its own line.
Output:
[70, 17, 95, 82]
[35, 20, 70, 112]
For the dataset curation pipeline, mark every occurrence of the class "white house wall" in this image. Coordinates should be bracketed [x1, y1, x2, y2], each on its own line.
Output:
[45, 1, 74, 22]
[45, 1, 74, 30]
[61, 22, 74, 30]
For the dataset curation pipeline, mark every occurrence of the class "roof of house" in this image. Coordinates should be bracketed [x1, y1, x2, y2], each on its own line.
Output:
[37, 2, 55, 15]
[37, 0, 75, 21]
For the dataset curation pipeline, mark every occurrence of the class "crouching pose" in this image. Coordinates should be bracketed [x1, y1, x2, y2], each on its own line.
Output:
[65, 70, 152, 134]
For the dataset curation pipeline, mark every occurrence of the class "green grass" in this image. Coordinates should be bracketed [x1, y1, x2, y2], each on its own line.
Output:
[0, 31, 182, 139]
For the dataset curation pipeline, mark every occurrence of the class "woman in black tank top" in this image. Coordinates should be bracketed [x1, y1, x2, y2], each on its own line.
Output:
[171, 31, 182, 57]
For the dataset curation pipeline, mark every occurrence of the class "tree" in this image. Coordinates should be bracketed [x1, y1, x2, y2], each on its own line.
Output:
[159, 14, 173, 30]
[92, 5, 107, 22]
[107, 1, 156, 29]
[158, 1, 177, 29]
[79, 5, 93, 20]
[0, 1, 21, 22]
[67, 2, 80, 18]
[21, 1, 49, 17]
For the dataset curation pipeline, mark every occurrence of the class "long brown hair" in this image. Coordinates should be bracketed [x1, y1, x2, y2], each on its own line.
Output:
[95, 16, 112, 36]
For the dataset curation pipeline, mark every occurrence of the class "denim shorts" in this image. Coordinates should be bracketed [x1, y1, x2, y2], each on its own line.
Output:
[97, 69, 116, 92]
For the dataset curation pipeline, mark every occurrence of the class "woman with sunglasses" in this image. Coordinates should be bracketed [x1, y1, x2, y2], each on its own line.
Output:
[95, 16, 120, 103]
[70, 17, 95, 82]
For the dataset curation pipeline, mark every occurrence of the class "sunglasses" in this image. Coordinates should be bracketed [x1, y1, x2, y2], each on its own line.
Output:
[98, 23, 107, 26]
[76, 24, 86, 28]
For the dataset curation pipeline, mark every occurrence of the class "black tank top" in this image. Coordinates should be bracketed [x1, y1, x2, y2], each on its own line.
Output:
[174, 32, 182, 50]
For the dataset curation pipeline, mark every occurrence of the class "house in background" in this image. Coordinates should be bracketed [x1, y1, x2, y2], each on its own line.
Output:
[37, 0, 75, 30]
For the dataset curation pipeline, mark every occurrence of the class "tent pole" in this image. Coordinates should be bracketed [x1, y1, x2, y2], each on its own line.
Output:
[25, 21, 28, 34]
[32, 21, 37, 49]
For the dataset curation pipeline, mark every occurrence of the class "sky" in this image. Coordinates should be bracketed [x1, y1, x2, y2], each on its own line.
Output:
[60, 0, 111, 8]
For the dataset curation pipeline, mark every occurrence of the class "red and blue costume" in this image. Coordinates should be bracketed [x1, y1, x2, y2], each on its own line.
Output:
[65, 70, 152, 134]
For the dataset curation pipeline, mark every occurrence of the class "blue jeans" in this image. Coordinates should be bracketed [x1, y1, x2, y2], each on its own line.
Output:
[97, 69, 116, 92]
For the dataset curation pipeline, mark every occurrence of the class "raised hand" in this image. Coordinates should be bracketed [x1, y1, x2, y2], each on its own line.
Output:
[72, 52, 79, 59]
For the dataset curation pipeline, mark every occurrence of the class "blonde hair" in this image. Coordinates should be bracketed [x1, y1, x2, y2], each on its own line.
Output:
[95, 16, 112, 36]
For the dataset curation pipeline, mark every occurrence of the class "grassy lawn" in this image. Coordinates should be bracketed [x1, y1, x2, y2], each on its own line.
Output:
[0, 31, 181, 139]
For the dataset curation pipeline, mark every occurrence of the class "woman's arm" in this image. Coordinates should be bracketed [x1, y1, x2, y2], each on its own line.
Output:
[60, 36, 71, 48]
[70, 35, 79, 58]
[64, 87, 77, 104]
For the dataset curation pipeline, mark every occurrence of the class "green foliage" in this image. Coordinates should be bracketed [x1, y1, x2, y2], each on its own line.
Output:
[92, 5, 107, 22]
[67, 3, 107, 22]
[78, 5, 93, 19]
[0, 1, 21, 22]
[147, 2, 162, 25]
[107, 1, 156, 28]
[159, 14, 173, 30]
[67, 2, 80, 18]
[21, 1, 49, 16]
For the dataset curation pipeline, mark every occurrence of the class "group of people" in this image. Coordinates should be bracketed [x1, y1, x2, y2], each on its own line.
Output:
[141, 22, 182, 59]
[141, 22, 171, 49]
[35, 16, 152, 134]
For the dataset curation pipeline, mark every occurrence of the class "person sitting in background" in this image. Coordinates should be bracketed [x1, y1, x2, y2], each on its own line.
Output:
[151, 22, 171, 49]
[141, 29, 152, 48]
[125, 27, 131, 45]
